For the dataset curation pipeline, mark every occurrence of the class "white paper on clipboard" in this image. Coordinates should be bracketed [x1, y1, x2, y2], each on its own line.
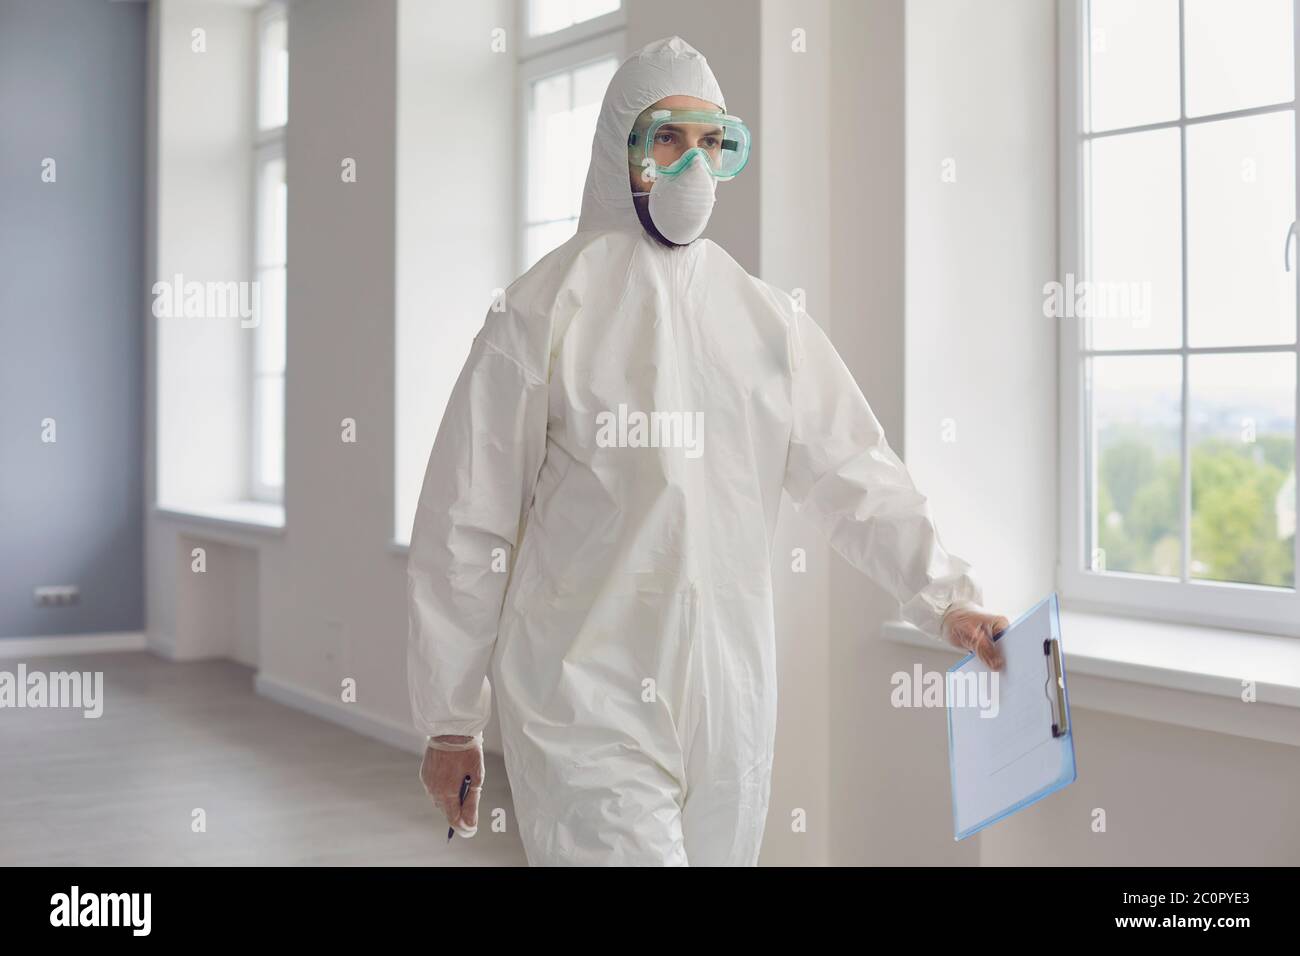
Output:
[946, 593, 1077, 840]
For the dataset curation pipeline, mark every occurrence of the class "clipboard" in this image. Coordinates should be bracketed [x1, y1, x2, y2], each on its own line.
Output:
[946, 593, 1077, 841]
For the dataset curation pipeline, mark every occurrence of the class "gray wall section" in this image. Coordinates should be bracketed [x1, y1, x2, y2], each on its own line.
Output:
[0, 0, 146, 637]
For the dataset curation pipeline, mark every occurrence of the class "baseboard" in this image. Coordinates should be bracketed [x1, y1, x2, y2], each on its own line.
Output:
[146, 634, 229, 663]
[254, 671, 427, 755]
[0, 631, 148, 659]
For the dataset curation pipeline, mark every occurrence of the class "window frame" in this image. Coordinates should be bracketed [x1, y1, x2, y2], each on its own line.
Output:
[1058, 0, 1300, 637]
[249, 0, 288, 504]
[516, 3, 624, 275]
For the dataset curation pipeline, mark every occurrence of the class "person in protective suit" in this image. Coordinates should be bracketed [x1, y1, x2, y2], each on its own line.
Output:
[408, 36, 1008, 866]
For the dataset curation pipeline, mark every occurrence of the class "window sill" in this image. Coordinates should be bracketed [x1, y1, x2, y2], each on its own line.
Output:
[882, 608, 1300, 748]
[155, 500, 285, 538]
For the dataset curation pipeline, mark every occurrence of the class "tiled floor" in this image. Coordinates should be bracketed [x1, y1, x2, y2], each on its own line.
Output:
[0, 652, 527, 866]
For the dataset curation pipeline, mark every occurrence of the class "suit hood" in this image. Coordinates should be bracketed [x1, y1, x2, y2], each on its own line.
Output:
[576, 36, 726, 235]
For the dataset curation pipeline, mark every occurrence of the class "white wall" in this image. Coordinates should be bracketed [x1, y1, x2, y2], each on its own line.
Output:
[253, 0, 409, 733]
[147, 0, 258, 661]
[904, 0, 1058, 621]
[790, 0, 1058, 868]
[986, 707, 1300, 865]
[866, 0, 1056, 865]
[758, 0, 833, 869]
[176, 534, 259, 664]
[394, 0, 516, 545]
[820, 0, 980, 866]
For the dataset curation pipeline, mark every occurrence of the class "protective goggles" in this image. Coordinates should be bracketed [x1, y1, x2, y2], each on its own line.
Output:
[627, 109, 751, 181]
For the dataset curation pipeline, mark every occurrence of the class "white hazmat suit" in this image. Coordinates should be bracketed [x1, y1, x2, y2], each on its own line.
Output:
[407, 36, 982, 866]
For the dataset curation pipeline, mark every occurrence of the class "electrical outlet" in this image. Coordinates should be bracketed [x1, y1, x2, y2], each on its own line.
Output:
[34, 585, 79, 607]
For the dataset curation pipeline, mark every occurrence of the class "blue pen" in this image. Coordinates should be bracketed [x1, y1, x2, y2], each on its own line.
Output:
[448, 773, 472, 843]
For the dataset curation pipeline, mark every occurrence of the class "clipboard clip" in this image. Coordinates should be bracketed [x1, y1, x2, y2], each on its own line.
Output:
[1042, 638, 1069, 738]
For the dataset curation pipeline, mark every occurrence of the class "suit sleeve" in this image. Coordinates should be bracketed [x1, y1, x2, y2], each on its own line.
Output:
[406, 330, 548, 737]
[781, 310, 983, 642]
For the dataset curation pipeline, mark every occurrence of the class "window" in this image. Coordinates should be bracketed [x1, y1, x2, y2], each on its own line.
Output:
[252, 3, 288, 502]
[1061, 0, 1300, 635]
[518, 2, 622, 271]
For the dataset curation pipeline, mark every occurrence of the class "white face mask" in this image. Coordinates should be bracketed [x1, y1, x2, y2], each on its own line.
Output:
[639, 152, 717, 244]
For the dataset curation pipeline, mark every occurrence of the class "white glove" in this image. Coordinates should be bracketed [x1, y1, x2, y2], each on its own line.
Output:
[941, 602, 1009, 670]
[419, 733, 485, 837]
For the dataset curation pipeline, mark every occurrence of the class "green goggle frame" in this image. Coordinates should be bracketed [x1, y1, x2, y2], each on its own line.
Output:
[627, 108, 751, 181]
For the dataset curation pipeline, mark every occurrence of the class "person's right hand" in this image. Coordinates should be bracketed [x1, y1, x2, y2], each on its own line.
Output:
[419, 735, 485, 837]
[941, 604, 1009, 671]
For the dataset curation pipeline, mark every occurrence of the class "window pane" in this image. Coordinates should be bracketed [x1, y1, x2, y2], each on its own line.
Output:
[1089, 355, 1183, 577]
[255, 375, 285, 492]
[1190, 353, 1296, 588]
[255, 266, 286, 374]
[258, 156, 287, 267]
[1087, 128, 1182, 349]
[1184, 0, 1294, 118]
[573, 56, 616, 117]
[528, 72, 574, 224]
[1187, 111, 1296, 347]
[259, 14, 288, 130]
[528, 0, 620, 37]
[1088, 0, 1180, 133]
[526, 57, 617, 232]
[570, 0, 620, 25]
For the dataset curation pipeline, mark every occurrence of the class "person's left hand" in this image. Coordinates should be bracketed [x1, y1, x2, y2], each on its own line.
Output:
[941, 605, 1009, 671]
